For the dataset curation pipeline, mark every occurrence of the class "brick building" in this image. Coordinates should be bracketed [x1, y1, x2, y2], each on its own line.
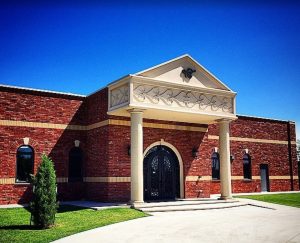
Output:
[0, 55, 298, 205]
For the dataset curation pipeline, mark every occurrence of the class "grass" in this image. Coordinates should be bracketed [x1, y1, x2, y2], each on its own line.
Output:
[236, 193, 300, 208]
[0, 205, 147, 243]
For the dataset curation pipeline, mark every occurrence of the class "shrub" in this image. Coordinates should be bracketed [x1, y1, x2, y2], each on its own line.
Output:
[30, 154, 57, 229]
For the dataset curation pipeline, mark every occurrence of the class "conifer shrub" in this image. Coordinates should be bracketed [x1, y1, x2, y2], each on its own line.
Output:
[30, 154, 57, 229]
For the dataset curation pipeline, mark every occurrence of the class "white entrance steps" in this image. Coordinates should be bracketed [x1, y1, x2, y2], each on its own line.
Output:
[132, 199, 248, 213]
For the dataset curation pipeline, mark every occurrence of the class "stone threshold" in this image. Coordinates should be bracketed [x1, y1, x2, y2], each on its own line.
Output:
[133, 199, 248, 213]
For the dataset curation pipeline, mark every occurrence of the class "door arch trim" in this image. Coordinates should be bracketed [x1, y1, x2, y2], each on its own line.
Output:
[144, 140, 184, 199]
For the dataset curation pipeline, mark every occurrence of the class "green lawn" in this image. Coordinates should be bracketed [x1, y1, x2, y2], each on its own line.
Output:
[0, 205, 147, 243]
[236, 193, 300, 208]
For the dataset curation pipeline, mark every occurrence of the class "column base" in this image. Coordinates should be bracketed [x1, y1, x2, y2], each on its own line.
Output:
[128, 200, 144, 207]
[218, 196, 233, 200]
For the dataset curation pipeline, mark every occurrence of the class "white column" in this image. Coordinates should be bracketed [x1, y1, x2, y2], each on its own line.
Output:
[218, 119, 232, 200]
[129, 109, 144, 204]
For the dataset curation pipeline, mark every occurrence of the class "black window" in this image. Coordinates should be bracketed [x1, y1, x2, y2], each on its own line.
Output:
[212, 152, 220, 180]
[68, 147, 83, 182]
[16, 145, 34, 183]
[243, 154, 252, 179]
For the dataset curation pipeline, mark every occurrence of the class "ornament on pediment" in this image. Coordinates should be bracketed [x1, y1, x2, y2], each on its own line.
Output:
[181, 68, 196, 80]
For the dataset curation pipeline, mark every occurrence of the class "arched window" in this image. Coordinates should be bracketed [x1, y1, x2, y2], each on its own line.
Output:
[212, 152, 220, 180]
[243, 153, 252, 179]
[16, 145, 34, 183]
[68, 147, 83, 182]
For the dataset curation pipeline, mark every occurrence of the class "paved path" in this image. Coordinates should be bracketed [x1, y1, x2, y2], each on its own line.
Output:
[54, 200, 300, 243]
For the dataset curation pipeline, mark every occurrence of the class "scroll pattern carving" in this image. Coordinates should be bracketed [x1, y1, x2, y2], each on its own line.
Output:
[110, 84, 129, 108]
[133, 84, 233, 113]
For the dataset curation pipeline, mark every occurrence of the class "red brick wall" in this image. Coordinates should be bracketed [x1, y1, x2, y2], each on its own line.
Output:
[230, 116, 290, 140]
[86, 88, 108, 124]
[85, 182, 130, 202]
[85, 127, 109, 177]
[0, 87, 86, 125]
[103, 122, 209, 199]
[0, 87, 87, 204]
[0, 184, 33, 204]
[58, 183, 85, 201]
[0, 86, 298, 204]
[0, 126, 87, 204]
[0, 87, 110, 204]
[231, 180, 261, 193]
[185, 181, 210, 198]
[0, 126, 86, 177]
[107, 125, 131, 177]
[207, 118, 299, 195]
[83, 88, 111, 201]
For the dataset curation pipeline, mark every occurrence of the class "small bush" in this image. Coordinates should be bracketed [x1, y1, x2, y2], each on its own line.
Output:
[30, 154, 57, 229]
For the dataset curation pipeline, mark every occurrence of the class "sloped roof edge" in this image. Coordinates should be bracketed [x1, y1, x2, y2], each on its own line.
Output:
[135, 54, 233, 92]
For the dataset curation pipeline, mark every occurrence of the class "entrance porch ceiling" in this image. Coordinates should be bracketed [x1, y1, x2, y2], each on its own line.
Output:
[108, 76, 237, 124]
[108, 106, 236, 124]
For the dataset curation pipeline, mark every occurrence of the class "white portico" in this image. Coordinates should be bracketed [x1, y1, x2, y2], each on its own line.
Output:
[107, 55, 237, 203]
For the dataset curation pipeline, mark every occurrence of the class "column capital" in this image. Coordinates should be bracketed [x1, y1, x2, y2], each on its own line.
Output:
[216, 118, 235, 124]
[127, 108, 145, 114]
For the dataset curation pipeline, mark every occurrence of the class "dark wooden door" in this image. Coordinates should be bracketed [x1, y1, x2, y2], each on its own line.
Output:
[260, 164, 270, 192]
[144, 145, 180, 201]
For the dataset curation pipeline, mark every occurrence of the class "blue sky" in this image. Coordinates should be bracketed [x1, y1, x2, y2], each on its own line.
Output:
[0, 1, 299, 138]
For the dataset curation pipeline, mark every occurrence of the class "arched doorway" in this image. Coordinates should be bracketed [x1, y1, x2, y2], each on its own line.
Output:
[144, 145, 180, 201]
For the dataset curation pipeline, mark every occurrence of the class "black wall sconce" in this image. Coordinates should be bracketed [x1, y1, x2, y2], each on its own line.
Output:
[230, 154, 235, 163]
[127, 145, 131, 156]
[192, 146, 199, 158]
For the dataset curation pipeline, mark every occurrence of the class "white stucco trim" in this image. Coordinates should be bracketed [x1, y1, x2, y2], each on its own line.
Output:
[143, 140, 184, 199]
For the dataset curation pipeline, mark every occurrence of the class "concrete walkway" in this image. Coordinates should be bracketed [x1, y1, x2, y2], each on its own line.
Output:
[53, 199, 300, 243]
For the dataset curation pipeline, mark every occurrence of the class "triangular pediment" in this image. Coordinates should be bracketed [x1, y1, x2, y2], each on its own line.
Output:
[135, 54, 232, 91]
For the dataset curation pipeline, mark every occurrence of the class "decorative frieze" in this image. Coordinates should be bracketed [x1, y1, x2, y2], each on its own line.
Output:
[133, 83, 234, 114]
[110, 84, 129, 108]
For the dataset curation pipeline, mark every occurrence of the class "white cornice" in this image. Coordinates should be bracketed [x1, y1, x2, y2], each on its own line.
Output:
[106, 74, 132, 89]
[237, 114, 295, 123]
[130, 75, 236, 97]
[0, 84, 86, 98]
